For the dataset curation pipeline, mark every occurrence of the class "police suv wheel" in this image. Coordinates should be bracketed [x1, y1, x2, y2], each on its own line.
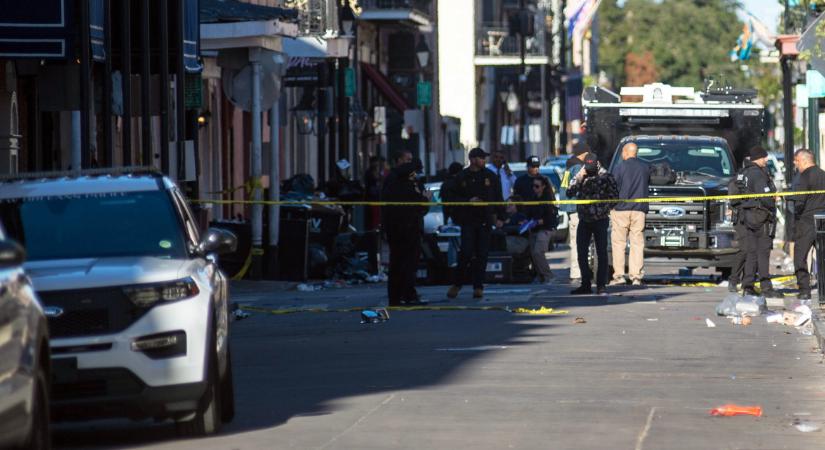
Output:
[220, 346, 236, 423]
[18, 364, 50, 450]
[176, 328, 223, 436]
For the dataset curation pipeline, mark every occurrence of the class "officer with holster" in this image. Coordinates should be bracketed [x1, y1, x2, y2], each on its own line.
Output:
[739, 146, 781, 298]
[727, 157, 753, 293]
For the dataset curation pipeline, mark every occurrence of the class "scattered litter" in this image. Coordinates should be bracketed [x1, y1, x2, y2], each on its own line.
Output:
[793, 418, 823, 432]
[232, 309, 251, 320]
[297, 283, 323, 292]
[766, 313, 784, 324]
[718, 280, 729, 287]
[436, 345, 508, 352]
[512, 306, 569, 315]
[709, 404, 763, 417]
[360, 308, 390, 324]
[730, 316, 752, 326]
[647, 318, 659, 322]
[366, 273, 388, 283]
[574, 317, 587, 324]
[706, 318, 716, 328]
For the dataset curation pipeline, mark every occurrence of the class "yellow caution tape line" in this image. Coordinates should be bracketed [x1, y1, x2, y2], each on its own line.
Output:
[240, 304, 539, 315]
[192, 189, 825, 207]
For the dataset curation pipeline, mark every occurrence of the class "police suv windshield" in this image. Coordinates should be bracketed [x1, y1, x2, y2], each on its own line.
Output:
[612, 142, 734, 178]
[0, 191, 188, 261]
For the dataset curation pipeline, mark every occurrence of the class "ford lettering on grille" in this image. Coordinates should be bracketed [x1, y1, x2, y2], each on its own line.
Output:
[44, 306, 64, 318]
[660, 206, 686, 218]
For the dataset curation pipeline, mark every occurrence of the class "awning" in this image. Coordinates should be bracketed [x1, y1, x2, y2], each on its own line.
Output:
[361, 62, 411, 113]
[0, 0, 74, 59]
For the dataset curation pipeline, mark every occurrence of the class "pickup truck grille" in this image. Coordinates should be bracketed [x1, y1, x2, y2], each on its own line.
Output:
[40, 287, 148, 339]
[646, 186, 708, 232]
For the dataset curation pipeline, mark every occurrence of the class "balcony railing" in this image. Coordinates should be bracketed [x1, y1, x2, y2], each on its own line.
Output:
[476, 23, 547, 59]
[359, 0, 432, 13]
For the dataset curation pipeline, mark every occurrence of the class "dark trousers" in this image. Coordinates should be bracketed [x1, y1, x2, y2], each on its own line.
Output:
[577, 218, 609, 288]
[729, 223, 751, 286]
[742, 224, 772, 290]
[794, 216, 816, 293]
[387, 229, 420, 304]
[454, 223, 492, 289]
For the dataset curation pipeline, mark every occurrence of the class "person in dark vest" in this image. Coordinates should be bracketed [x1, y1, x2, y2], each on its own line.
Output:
[791, 148, 825, 300]
[446, 148, 505, 300]
[739, 146, 781, 298]
[382, 161, 430, 306]
[726, 157, 752, 293]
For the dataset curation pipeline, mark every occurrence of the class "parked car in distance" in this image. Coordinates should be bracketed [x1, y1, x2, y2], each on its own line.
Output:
[0, 225, 51, 449]
[0, 168, 238, 437]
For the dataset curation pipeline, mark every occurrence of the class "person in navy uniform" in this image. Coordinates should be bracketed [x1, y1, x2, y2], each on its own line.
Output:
[791, 148, 825, 300]
[446, 148, 505, 300]
[382, 161, 430, 306]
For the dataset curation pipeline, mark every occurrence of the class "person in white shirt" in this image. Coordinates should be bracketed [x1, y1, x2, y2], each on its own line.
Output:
[487, 150, 516, 200]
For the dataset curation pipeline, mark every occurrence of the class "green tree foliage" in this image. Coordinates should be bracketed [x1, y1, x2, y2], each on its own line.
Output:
[599, 0, 751, 89]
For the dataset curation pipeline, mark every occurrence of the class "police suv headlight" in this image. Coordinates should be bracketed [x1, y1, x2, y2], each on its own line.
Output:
[123, 278, 200, 308]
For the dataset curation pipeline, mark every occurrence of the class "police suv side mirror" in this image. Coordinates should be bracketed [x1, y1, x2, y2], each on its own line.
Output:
[198, 228, 238, 256]
[0, 239, 25, 268]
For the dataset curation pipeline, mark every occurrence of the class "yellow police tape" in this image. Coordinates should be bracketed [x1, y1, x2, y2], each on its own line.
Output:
[196, 188, 825, 207]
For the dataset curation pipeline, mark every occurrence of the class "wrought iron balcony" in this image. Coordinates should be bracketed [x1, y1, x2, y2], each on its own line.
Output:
[359, 0, 432, 13]
[475, 22, 548, 65]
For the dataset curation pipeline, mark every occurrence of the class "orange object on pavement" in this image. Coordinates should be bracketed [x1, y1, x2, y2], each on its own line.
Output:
[709, 405, 763, 417]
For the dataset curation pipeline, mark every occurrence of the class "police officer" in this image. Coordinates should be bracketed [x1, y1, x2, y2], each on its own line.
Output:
[739, 146, 781, 298]
[382, 161, 430, 306]
[447, 148, 505, 300]
[791, 148, 825, 300]
[726, 157, 753, 293]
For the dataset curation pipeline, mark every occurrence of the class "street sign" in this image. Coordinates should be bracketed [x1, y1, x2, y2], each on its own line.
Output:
[345, 68, 355, 97]
[808, 70, 825, 98]
[417, 81, 432, 107]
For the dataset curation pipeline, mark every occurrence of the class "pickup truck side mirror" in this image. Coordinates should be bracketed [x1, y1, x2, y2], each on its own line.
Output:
[197, 228, 238, 256]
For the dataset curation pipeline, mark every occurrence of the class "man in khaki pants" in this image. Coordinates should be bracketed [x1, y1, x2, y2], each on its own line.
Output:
[609, 143, 650, 286]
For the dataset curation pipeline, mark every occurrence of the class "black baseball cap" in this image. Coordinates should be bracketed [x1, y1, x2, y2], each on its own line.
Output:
[583, 152, 600, 174]
[468, 147, 490, 159]
[527, 155, 541, 167]
[749, 146, 768, 160]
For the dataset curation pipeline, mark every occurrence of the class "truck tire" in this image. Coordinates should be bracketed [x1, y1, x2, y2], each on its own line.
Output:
[220, 346, 236, 423]
[177, 321, 223, 437]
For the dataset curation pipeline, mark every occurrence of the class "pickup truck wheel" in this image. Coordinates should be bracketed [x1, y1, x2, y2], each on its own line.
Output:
[176, 338, 222, 436]
[719, 268, 732, 281]
[220, 346, 236, 423]
[18, 363, 50, 450]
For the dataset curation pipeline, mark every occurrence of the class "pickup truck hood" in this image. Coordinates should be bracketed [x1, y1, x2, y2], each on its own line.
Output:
[651, 175, 730, 196]
[24, 257, 189, 292]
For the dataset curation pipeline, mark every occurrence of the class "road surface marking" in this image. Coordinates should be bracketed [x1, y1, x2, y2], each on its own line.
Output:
[635, 406, 657, 450]
[319, 394, 395, 449]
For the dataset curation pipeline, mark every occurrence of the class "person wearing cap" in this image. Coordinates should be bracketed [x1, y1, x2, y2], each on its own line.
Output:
[739, 146, 781, 298]
[487, 150, 517, 200]
[791, 148, 825, 300]
[382, 161, 430, 306]
[561, 143, 590, 282]
[609, 142, 650, 287]
[566, 153, 619, 295]
[513, 155, 544, 200]
[447, 147, 505, 300]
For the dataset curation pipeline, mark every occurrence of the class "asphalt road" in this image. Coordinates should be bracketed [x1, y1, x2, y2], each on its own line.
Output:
[54, 248, 825, 449]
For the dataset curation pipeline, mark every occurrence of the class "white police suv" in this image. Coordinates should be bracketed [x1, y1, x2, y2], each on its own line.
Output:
[0, 168, 237, 436]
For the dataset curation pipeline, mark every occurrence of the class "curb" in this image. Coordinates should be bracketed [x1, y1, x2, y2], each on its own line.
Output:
[813, 306, 825, 353]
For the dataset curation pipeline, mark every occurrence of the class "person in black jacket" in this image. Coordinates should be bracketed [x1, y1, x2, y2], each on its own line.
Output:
[739, 146, 781, 298]
[566, 153, 619, 295]
[440, 162, 465, 224]
[726, 158, 753, 293]
[447, 147, 505, 300]
[382, 162, 430, 306]
[526, 175, 558, 283]
[513, 155, 543, 200]
[792, 148, 825, 300]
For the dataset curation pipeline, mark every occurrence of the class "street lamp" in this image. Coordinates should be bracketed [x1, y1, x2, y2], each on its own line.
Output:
[340, 0, 356, 37]
[292, 88, 316, 135]
[416, 37, 430, 69]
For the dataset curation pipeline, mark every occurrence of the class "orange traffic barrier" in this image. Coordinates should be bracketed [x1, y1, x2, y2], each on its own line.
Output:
[709, 405, 763, 417]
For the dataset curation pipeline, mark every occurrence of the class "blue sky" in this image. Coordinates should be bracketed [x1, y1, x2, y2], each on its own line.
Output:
[740, 0, 782, 30]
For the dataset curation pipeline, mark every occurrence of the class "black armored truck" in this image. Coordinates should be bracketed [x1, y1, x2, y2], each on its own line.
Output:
[583, 83, 766, 278]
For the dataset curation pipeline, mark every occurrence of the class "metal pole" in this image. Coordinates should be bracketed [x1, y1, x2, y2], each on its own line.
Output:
[559, 0, 568, 152]
[102, 0, 113, 167]
[519, 0, 527, 161]
[159, 0, 170, 174]
[810, 96, 820, 164]
[121, 0, 132, 165]
[782, 56, 795, 240]
[80, 0, 91, 169]
[250, 57, 263, 279]
[269, 101, 280, 277]
[175, 0, 186, 181]
[338, 58, 349, 165]
[140, 0, 151, 165]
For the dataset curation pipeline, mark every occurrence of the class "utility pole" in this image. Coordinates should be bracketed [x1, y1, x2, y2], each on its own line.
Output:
[782, 0, 796, 244]
[518, 0, 528, 161]
[559, 0, 568, 153]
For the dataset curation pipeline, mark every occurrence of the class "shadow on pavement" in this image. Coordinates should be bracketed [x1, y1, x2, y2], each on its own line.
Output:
[53, 308, 562, 448]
